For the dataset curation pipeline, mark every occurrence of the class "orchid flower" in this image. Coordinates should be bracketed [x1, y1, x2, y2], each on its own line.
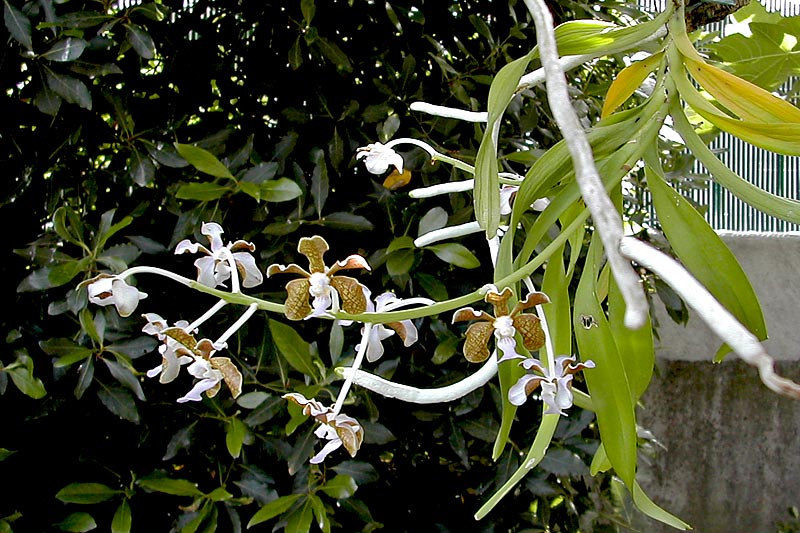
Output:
[266, 235, 370, 320]
[83, 273, 148, 317]
[355, 142, 404, 175]
[142, 313, 194, 383]
[452, 286, 549, 363]
[357, 291, 419, 363]
[283, 392, 364, 463]
[144, 326, 242, 403]
[507, 355, 595, 415]
[175, 222, 263, 290]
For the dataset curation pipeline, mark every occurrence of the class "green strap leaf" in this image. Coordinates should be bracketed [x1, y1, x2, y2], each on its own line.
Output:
[574, 233, 637, 489]
[645, 151, 768, 358]
[474, 50, 534, 238]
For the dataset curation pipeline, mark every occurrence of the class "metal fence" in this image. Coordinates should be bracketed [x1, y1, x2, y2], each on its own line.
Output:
[640, 0, 800, 232]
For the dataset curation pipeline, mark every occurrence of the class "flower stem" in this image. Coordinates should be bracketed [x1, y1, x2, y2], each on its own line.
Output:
[332, 323, 373, 416]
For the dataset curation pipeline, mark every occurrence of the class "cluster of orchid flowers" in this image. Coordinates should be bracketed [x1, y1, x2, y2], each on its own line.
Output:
[80, 140, 595, 465]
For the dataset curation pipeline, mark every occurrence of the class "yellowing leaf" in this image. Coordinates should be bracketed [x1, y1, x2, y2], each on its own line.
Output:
[602, 52, 663, 118]
[684, 56, 800, 124]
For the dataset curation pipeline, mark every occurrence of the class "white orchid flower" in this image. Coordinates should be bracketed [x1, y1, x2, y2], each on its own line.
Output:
[283, 393, 364, 463]
[85, 274, 148, 317]
[357, 291, 419, 363]
[355, 142, 404, 175]
[175, 222, 263, 290]
[141, 313, 194, 384]
[507, 355, 595, 415]
[177, 357, 225, 403]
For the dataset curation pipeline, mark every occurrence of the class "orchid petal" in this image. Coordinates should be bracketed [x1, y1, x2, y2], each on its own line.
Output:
[463, 321, 495, 363]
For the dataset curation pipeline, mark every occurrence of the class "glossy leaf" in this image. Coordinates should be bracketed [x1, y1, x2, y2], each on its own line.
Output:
[318, 474, 358, 499]
[110, 500, 132, 533]
[97, 387, 140, 424]
[269, 319, 318, 379]
[425, 243, 480, 269]
[226, 417, 247, 458]
[56, 483, 120, 504]
[45, 70, 92, 110]
[125, 23, 156, 59]
[42, 38, 87, 62]
[137, 476, 203, 497]
[55, 512, 97, 532]
[259, 178, 303, 202]
[4, 1, 32, 50]
[247, 494, 302, 528]
[174, 143, 235, 179]
[176, 182, 233, 201]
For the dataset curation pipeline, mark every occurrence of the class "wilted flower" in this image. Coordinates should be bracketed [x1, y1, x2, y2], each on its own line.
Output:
[267, 235, 370, 320]
[452, 286, 549, 363]
[283, 392, 364, 463]
[142, 313, 194, 384]
[357, 291, 419, 363]
[507, 355, 595, 415]
[83, 273, 148, 317]
[355, 142, 404, 175]
[175, 222, 263, 289]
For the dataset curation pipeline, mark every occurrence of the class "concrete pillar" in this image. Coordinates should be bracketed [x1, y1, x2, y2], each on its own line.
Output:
[633, 233, 800, 532]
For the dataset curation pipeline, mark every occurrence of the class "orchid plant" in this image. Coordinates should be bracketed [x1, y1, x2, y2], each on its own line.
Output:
[73, 0, 800, 529]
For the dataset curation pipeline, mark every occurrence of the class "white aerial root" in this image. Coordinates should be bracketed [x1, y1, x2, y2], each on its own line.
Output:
[620, 237, 800, 399]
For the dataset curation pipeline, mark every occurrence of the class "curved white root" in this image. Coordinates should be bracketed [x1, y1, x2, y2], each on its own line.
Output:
[620, 237, 800, 399]
[335, 357, 498, 404]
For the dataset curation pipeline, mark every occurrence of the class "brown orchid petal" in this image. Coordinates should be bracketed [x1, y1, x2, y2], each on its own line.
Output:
[229, 239, 256, 253]
[386, 321, 410, 343]
[195, 338, 217, 359]
[485, 287, 514, 317]
[162, 327, 198, 353]
[205, 380, 222, 398]
[328, 254, 371, 274]
[513, 314, 546, 351]
[298, 235, 329, 273]
[463, 321, 495, 363]
[266, 263, 310, 278]
[511, 291, 550, 315]
[334, 419, 364, 457]
[524, 375, 546, 396]
[564, 359, 595, 375]
[330, 276, 367, 314]
[451, 307, 494, 324]
[212, 356, 243, 399]
[283, 392, 330, 418]
[285, 278, 312, 320]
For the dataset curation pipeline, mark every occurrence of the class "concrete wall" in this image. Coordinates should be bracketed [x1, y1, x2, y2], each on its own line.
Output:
[632, 233, 800, 532]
